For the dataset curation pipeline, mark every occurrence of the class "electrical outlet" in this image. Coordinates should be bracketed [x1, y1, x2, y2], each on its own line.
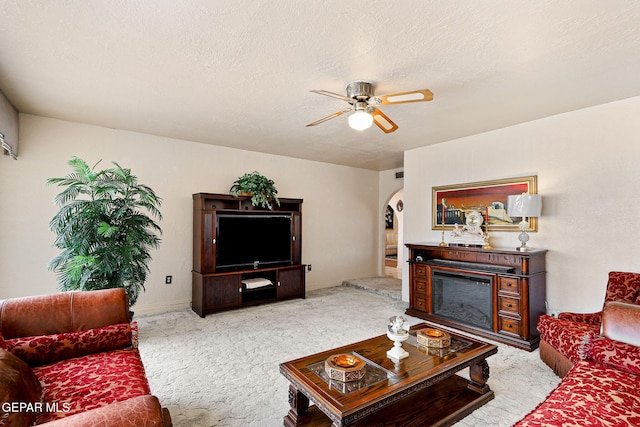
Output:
[307, 264, 312, 272]
[165, 276, 172, 284]
[547, 309, 560, 318]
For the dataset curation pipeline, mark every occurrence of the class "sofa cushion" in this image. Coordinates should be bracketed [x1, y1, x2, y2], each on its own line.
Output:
[537, 314, 600, 362]
[592, 337, 640, 376]
[0, 348, 42, 427]
[515, 360, 640, 426]
[6, 323, 132, 366]
[33, 348, 151, 423]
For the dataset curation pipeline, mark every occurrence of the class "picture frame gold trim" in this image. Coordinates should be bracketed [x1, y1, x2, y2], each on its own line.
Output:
[432, 176, 538, 232]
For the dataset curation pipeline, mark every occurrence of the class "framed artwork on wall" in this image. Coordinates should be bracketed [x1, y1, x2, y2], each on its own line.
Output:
[432, 176, 538, 232]
[385, 205, 394, 229]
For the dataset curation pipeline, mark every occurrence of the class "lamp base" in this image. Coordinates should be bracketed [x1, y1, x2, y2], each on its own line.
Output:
[515, 219, 532, 252]
[516, 245, 536, 252]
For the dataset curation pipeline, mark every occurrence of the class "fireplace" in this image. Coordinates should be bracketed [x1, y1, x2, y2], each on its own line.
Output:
[431, 269, 494, 331]
[406, 244, 547, 351]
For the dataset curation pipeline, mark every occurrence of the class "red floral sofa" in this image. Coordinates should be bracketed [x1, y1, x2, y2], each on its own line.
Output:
[0, 289, 172, 426]
[538, 271, 640, 378]
[515, 300, 640, 425]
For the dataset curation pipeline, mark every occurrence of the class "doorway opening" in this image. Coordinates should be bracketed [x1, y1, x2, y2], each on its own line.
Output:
[384, 189, 403, 279]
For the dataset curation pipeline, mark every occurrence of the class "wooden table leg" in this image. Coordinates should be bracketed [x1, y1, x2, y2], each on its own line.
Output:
[284, 384, 311, 427]
[468, 358, 491, 394]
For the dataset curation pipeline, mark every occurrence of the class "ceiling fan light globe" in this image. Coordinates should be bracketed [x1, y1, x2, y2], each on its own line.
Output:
[348, 111, 374, 131]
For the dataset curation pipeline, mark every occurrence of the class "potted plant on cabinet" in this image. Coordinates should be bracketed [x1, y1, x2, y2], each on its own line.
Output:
[47, 157, 162, 308]
[229, 171, 280, 209]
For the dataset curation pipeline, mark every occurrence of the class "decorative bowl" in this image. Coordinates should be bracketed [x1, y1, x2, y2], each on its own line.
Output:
[417, 328, 451, 348]
[324, 354, 366, 382]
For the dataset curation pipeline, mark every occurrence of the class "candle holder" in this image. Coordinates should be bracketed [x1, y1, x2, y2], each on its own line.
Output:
[483, 211, 492, 249]
[439, 199, 447, 247]
[439, 218, 447, 247]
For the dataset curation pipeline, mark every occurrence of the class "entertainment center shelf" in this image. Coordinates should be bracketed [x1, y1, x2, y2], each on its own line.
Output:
[405, 243, 547, 351]
[192, 193, 305, 318]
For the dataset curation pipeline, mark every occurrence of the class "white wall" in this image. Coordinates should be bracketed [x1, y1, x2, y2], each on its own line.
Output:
[0, 115, 379, 314]
[404, 96, 640, 314]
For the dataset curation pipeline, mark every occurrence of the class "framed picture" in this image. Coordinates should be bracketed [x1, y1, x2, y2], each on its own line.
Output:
[385, 205, 394, 229]
[432, 176, 538, 231]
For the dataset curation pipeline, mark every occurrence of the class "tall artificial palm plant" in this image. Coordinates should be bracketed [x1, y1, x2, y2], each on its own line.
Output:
[47, 157, 162, 307]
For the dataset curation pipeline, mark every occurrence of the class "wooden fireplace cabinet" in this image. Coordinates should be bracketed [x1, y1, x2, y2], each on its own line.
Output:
[405, 243, 547, 351]
[192, 193, 305, 317]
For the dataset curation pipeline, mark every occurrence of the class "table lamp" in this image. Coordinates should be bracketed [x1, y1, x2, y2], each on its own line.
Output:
[507, 193, 541, 252]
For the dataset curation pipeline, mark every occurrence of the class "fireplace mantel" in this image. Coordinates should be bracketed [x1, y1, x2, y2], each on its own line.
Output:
[405, 243, 547, 351]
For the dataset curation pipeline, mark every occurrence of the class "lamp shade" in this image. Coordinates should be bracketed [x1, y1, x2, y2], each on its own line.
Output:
[507, 194, 541, 218]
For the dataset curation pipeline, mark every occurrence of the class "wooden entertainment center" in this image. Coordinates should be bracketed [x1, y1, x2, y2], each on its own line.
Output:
[405, 243, 547, 351]
[192, 193, 305, 317]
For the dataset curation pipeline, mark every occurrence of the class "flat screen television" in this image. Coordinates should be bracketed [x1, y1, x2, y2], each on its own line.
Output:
[215, 213, 293, 271]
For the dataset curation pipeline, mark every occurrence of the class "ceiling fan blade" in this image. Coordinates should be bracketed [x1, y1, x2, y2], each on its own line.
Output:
[371, 108, 399, 133]
[375, 89, 433, 105]
[305, 108, 352, 127]
[310, 89, 354, 103]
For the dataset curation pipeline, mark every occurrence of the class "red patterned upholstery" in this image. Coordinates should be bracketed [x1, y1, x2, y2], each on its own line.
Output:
[538, 271, 640, 377]
[538, 315, 599, 363]
[592, 337, 640, 376]
[6, 323, 132, 366]
[557, 311, 601, 325]
[514, 360, 640, 426]
[520, 280, 640, 425]
[0, 290, 171, 426]
[33, 348, 152, 423]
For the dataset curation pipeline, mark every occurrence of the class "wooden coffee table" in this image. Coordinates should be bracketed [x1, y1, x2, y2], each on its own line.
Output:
[279, 323, 498, 427]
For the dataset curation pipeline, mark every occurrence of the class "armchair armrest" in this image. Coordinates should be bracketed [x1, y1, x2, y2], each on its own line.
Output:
[537, 314, 600, 362]
[38, 395, 171, 427]
[557, 311, 602, 325]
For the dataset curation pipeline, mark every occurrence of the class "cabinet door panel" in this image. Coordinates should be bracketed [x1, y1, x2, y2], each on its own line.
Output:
[205, 275, 241, 311]
[277, 267, 305, 299]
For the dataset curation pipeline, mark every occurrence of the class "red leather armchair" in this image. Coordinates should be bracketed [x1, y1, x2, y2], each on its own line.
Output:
[538, 271, 640, 377]
[0, 289, 172, 426]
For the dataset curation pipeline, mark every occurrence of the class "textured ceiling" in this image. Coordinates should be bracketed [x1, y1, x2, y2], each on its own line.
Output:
[1, 1, 639, 170]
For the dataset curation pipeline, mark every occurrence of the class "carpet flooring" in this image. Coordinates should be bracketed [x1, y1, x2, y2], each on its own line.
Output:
[341, 276, 402, 300]
[136, 286, 560, 427]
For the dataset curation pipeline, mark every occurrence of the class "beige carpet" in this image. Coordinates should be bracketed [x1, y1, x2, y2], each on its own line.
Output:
[341, 276, 402, 300]
[136, 286, 560, 427]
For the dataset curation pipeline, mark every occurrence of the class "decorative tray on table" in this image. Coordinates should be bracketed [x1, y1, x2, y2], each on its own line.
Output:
[307, 352, 396, 395]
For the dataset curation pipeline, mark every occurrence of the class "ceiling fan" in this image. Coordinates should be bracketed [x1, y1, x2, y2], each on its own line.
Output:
[306, 81, 433, 133]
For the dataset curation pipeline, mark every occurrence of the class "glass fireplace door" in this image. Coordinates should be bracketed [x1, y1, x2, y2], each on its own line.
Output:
[430, 269, 495, 331]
